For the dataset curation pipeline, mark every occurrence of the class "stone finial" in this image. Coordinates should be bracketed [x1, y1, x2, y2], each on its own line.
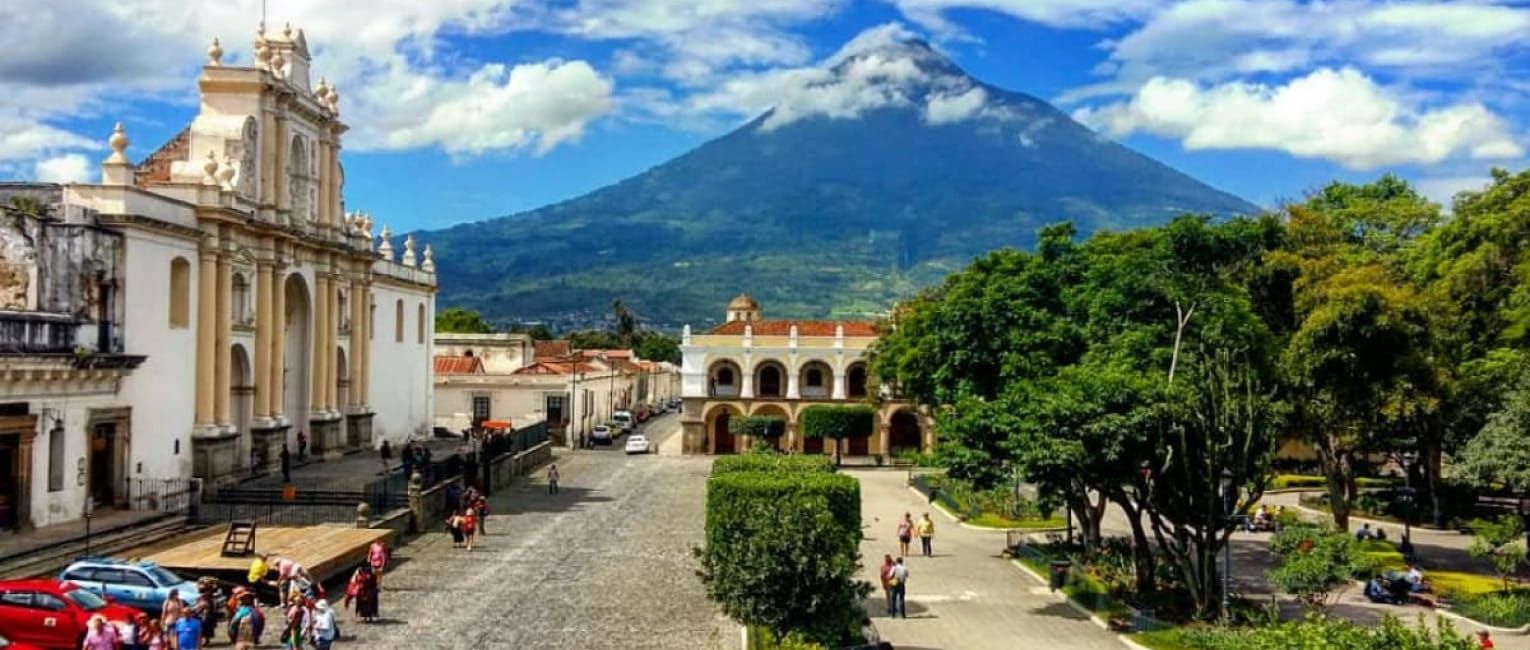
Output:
[682, 324, 692, 345]
[402, 233, 418, 267]
[327, 85, 340, 114]
[202, 151, 220, 185]
[378, 225, 394, 260]
[421, 244, 435, 273]
[207, 38, 224, 67]
[283, 22, 294, 40]
[218, 154, 237, 189]
[106, 122, 130, 164]
[270, 50, 286, 78]
[360, 212, 373, 239]
[254, 24, 270, 68]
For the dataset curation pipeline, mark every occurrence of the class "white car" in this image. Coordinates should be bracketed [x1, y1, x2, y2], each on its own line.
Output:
[592, 424, 613, 445]
[625, 433, 652, 454]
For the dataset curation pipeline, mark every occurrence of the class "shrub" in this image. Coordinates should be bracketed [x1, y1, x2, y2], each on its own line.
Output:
[1167, 615, 1477, 649]
[1452, 590, 1530, 628]
[1466, 514, 1527, 591]
[731, 415, 788, 438]
[698, 470, 869, 645]
[799, 405, 874, 440]
[713, 454, 835, 475]
[1267, 523, 1373, 611]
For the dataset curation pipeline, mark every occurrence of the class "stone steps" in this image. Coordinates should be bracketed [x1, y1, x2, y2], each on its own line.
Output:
[0, 515, 196, 579]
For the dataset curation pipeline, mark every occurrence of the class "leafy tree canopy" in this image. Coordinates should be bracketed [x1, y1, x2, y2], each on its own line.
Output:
[435, 307, 494, 333]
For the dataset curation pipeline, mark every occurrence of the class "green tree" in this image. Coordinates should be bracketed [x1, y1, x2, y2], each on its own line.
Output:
[1267, 523, 1372, 611]
[1456, 385, 1530, 495]
[567, 329, 621, 350]
[1466, 515, 1526, 591]
[799, 406, 874, 464]
[435, 307, 494, 333]
[634, 331, 681, 363]
[613, 299, 638, 347]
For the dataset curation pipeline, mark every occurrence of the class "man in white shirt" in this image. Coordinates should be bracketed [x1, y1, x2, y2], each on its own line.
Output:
[888, 558, 910, 619]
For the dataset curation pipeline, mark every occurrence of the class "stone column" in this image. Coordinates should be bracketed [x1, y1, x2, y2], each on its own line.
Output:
[270, 264, 287, 420]
[879, 420, 891, 457]
[349, 276, 364, 409]
[358, 284, 370, 408]
[195, 248, 217, 427]
[253, 261, 274, 419]
[330, 140, 343, 227]
[311, 271, 330, 415]
[274, 113, 289, 214]
[214, 252, 233, 425]
[831, 370, 847, 400]
[786, 361, 801, 400]
[740, 366, 754, 400]
[324, 277, 338, 411]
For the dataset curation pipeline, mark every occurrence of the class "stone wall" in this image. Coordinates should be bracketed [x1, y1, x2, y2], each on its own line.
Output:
[487, 441, 552, 491]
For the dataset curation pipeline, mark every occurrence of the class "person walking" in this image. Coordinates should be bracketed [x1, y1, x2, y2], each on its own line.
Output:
[82, 615, 119, 650]
[547, 464, 560, 495]
[380, 439, 393, 474]
[296, 430, 308, 462]
[474, 494, 489, 535]
[280, 593, 307, 650]
[896, 513, 913, 557]
[888, 558, 909, 619]
[231, 613, 256, 650]
[351, 564, 381, 624]
[462, 507, 479, 551]
[400, 441, 414, 478]
[916, 513, 935, 557]
[174, 611, 204, 650]
[193, 579, 219, 648]
[161, 588, 184, 638]
[368, 539, 389, 576]
[446, 509, 465, 549]
[308, 600, 338, 650]
[878, 554, 895, 616]
[279, 443, 292, 483]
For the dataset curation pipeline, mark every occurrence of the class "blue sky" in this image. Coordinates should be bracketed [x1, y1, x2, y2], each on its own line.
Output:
[3, 0, 1526, 232]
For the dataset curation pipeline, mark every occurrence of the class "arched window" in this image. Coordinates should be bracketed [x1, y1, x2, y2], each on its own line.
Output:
[394, 299, 404, 342]
[168, 257, 191, 328]
[806, 369, 823, 387]
[417, 303, 425, 344]
[232, 272, 250, 325]
[718, 368, 735, 385]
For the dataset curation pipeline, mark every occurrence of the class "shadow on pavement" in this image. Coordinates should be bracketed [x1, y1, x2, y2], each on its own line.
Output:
[1028, 601, 1093, 621]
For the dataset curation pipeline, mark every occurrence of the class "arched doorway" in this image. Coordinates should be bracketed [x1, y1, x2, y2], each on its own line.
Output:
[846, 363, 869, 399]
[708, 360, 742, 398]
[231, 344, 253, 463]
[283, 273, 311, 434]
[889, 410, 922, 455]
[751, 405, 789, 452]
[799, 360, 834, 399]
[708, 406, 740, 455]
[754, 360, 786, 398]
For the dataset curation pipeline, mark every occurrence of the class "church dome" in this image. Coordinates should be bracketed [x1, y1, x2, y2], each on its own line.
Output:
[727, 294, 760, 311]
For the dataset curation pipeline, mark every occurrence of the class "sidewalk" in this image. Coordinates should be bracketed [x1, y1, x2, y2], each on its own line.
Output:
[0, 508, 167, 561]
[850, 468, 1122, 650]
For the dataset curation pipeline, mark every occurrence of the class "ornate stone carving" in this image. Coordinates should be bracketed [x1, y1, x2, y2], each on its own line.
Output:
[207, 37, 223, 67]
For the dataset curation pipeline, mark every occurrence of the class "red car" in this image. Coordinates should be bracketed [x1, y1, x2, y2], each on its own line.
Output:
[0, 579, 138, 649]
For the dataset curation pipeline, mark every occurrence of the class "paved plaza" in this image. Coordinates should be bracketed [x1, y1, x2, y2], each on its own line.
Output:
[852, 468, 1123, 650]
[340, 414, 738, 649]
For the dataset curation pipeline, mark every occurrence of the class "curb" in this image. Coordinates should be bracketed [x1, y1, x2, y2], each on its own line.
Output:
[1437, 607, 1530, 636]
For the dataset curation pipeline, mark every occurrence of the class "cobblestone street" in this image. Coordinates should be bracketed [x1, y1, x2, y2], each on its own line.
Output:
[340, 414, 737, 649]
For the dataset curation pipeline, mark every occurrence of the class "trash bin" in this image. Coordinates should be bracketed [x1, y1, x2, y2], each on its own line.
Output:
[1049, 559, 1072, 592]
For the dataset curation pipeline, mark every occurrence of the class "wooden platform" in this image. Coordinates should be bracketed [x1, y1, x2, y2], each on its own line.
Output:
[143, 526, 392, 583]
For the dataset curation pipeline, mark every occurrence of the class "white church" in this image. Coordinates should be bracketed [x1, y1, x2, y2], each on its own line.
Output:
[0, 24, 436, 530]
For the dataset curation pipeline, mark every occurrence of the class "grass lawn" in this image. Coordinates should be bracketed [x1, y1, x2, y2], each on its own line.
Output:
[1356, 539, 1501, 597]
[965, 512, 1067, 529]
[1269, 474, 1398, 490]
[1129, 629, 1196, 650]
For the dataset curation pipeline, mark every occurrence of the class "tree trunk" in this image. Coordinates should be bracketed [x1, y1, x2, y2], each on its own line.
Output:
[1117, 494, 1157, 596]
[1318, 437, 1354, 531]
[1425, 439, 1444, 528]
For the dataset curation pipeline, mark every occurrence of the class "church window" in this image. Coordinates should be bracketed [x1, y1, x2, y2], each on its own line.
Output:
[417, 303, 426, 344]
[168, 257, 191, 328]
[395, 299, 404, 342]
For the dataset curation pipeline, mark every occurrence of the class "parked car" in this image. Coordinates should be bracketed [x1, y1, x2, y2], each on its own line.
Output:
[0, 632, 42, 650]
[59, 558, 204, 614]
[611, 411, 634, 433]
[625, 434, 652, 454]
[0, 579, 140, 649]
[592, 424, 613, 445]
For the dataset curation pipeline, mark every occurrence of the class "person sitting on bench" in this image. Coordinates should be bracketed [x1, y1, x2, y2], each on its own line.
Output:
[1364, 575, 1399, 604]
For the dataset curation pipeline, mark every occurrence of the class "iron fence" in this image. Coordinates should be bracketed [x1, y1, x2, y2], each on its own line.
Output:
[193, 502, 369, 527]
[126, 478, 202, 518]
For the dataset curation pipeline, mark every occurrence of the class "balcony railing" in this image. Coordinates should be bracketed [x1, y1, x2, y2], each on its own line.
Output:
[0, 310, 79, 354]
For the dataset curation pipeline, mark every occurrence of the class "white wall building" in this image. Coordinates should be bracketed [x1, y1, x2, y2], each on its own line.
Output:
[0, 23, 437, 530]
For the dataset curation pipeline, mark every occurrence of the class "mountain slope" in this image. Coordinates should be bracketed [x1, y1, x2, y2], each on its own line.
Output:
[423, 40, 1258, 328]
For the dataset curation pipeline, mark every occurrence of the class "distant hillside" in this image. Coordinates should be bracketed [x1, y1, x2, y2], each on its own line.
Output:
[420, 39, 1257, 328]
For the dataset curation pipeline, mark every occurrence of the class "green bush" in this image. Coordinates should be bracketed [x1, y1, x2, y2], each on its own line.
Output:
[698, 470, 868, 645]
[799, 405, 874, 440]
[1452, 590, 1530, 628]
[1267, 523, 1373, 611]
[731, 415, 788, 438]
[712, 454, 836, 475]
[1166, 615, 1477, 649]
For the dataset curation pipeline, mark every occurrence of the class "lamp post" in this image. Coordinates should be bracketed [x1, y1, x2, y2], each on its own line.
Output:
[1219, 468, 1236, 623]
[1398, 441, 1419, 562]
[569, 370, 582, 451]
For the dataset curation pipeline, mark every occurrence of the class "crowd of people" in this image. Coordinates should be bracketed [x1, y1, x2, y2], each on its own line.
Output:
[444, 484, 490, 551]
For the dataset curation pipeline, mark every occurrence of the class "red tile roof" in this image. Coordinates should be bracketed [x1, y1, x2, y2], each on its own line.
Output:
[534, 340, 570, 360]
[707, 320, 878, 337]
[434, 355, 484, 375]
[513, 360, 602, 375]
[578, 349, 633, 358]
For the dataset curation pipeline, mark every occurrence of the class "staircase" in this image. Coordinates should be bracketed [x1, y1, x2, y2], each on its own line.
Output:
[0, 515, 194, 579]
[220, 520, 257, 557]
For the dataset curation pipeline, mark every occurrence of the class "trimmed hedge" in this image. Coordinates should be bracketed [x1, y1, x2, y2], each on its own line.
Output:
[713, 454, 836, 475]
[799, 405, 874, 439]
[730, 415, 788, 438]
[698, 463, 867, 645]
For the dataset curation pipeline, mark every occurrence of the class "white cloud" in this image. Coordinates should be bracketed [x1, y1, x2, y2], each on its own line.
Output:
[1416, 175, 1493, 209]
[0, 110, 97, 163]
[924, 86, 987, 124]
[370, 60, 613, 155]
[887, 0, 1160, 34]
[1075, 67, 1524, 169]
[34, 154, 94, 183]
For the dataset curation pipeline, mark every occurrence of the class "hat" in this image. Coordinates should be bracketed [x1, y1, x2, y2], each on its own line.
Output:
[315, 600, 330, 611]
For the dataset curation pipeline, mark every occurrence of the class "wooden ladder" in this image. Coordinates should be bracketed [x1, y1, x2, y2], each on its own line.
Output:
[220, 520, 257, 557]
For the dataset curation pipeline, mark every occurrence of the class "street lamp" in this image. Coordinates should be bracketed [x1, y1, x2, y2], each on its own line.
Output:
[1398, 441, 1420, 562]
[1219, 467, 1236, 623]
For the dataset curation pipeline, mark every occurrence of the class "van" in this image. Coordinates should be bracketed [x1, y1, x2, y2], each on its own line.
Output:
[612, 411, 634, 433]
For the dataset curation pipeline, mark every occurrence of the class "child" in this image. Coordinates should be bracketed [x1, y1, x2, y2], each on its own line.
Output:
[462, 507, 478, 551]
